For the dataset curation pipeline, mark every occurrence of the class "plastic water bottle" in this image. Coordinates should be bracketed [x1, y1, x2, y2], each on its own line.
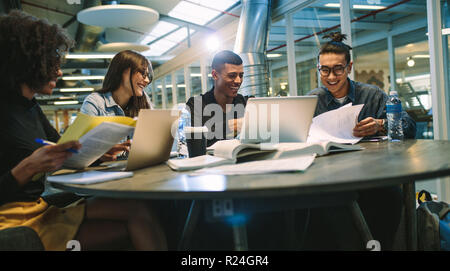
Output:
[177, 106, 191, 157]
[386, 91, 404, 142]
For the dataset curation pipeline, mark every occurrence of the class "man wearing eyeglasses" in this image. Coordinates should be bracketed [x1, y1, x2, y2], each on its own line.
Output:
[304, 33, 416, 251]
[308, 35, 416, 139]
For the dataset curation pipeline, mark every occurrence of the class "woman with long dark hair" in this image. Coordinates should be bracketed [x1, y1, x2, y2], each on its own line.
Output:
[81, 50, 154, 118]
[80, 50, 154, 160]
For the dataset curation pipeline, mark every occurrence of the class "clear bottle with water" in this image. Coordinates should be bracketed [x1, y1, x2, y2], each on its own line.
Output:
[386, 91, 404, 142]
[177, 106, 191, 157]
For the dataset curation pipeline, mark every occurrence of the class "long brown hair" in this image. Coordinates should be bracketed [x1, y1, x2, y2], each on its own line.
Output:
[100, 50, 153, 118]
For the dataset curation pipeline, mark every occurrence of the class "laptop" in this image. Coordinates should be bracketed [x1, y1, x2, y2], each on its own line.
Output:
[239, 96, 318, 143]
[124, 109, 179, 171]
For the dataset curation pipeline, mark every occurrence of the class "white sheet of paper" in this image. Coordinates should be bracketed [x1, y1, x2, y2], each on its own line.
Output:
[191, 154, 316, 175]
[307, 104, 364, 144]
[63, 122, 134, 169]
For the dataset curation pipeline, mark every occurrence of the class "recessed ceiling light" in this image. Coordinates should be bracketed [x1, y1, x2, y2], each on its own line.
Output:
[65, 54, 115, 59]
[97, 42, 150, 53]
[61, 76, 105, 80]
[59, 88, 95, 92]
[353, 4, 385, 10]
[267, 53, 282, 58]
[54, 101, 79, 105]
[324, 3, 386, 10]
[324, 3, 340, 8]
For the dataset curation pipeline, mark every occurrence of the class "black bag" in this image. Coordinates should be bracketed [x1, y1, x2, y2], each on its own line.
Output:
[417, 190, 450, 251]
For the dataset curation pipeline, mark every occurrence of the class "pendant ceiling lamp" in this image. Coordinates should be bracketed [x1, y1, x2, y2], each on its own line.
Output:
[77, 4, 159, 27]
[97, 42, 150, 52]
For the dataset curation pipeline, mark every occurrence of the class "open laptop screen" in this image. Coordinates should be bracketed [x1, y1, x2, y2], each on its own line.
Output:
[239, 96, 318, 144]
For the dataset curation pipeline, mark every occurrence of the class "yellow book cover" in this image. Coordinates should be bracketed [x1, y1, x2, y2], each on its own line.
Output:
[57, 113, 136, 144]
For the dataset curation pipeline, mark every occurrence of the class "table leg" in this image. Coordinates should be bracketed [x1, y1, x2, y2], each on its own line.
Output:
[284, 210, 297, 250]
[177, 200, 202, 251]
[403, 182, 417, 250]
[349, 201, 374, 249]
[232, 224, 248, 251]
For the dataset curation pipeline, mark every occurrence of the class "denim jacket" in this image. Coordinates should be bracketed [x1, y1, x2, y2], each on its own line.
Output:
[80, 91, 153, 116]
[307, 79, 416, 138]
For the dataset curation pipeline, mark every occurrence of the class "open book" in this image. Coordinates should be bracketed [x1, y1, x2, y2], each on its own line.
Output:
[167, 139, 362, 171]
[59, 113, 136, 169]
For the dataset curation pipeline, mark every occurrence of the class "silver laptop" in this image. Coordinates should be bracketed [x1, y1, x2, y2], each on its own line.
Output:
[124, 109, 179, 171]
[239, 96, 318, 143]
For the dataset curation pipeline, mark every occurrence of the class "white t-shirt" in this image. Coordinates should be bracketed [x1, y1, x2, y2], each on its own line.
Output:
[334, 96, 347, 104]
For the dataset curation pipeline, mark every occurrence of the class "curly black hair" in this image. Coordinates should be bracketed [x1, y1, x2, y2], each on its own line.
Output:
[318, 32, 353, 64]
[0, 10, 74, 98]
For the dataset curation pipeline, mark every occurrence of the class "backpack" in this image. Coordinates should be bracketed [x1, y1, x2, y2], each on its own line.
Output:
[417, 190, 450, 251]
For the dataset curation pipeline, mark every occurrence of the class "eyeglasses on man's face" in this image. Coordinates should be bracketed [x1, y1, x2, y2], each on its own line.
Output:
[318, 64, 349, 77]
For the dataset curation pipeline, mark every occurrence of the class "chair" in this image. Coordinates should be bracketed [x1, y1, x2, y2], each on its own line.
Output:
[0, 191, 86, 251]
[0, 226, 44, 251]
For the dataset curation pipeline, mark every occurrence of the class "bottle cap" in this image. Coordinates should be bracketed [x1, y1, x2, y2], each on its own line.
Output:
[184, 126, 208, 133]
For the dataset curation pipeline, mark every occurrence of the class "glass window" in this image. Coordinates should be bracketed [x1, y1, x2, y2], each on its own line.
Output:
[168, 0, 239, 26]
[349, 0, 430, 138]
[269, 0, 338, 97]
[441, 0, 450, 139]
[141, 21, 179, 45]
[153, 79, 163, 109]
[175, 68, 186, 103]
[207, 66, 214, 91]
[163, 74, 172, 109]
[291, 0, 338, 95]
[267, 21, 288, 96]
[190, 61, 202, 97]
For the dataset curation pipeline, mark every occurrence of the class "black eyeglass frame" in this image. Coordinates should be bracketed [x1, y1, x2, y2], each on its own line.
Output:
[136, 68, 151, 81]
[317, 63, 349, 77]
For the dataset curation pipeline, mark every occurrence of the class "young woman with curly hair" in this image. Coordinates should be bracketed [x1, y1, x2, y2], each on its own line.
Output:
[0, 10, 167, 251]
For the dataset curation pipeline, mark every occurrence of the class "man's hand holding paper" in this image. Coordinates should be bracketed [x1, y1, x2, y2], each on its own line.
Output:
[353, 117, 385, 137]
[307, 103, 364, 144]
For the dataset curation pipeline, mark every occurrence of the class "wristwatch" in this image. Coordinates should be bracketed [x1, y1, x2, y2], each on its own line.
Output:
[382, 119, 388, 133]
